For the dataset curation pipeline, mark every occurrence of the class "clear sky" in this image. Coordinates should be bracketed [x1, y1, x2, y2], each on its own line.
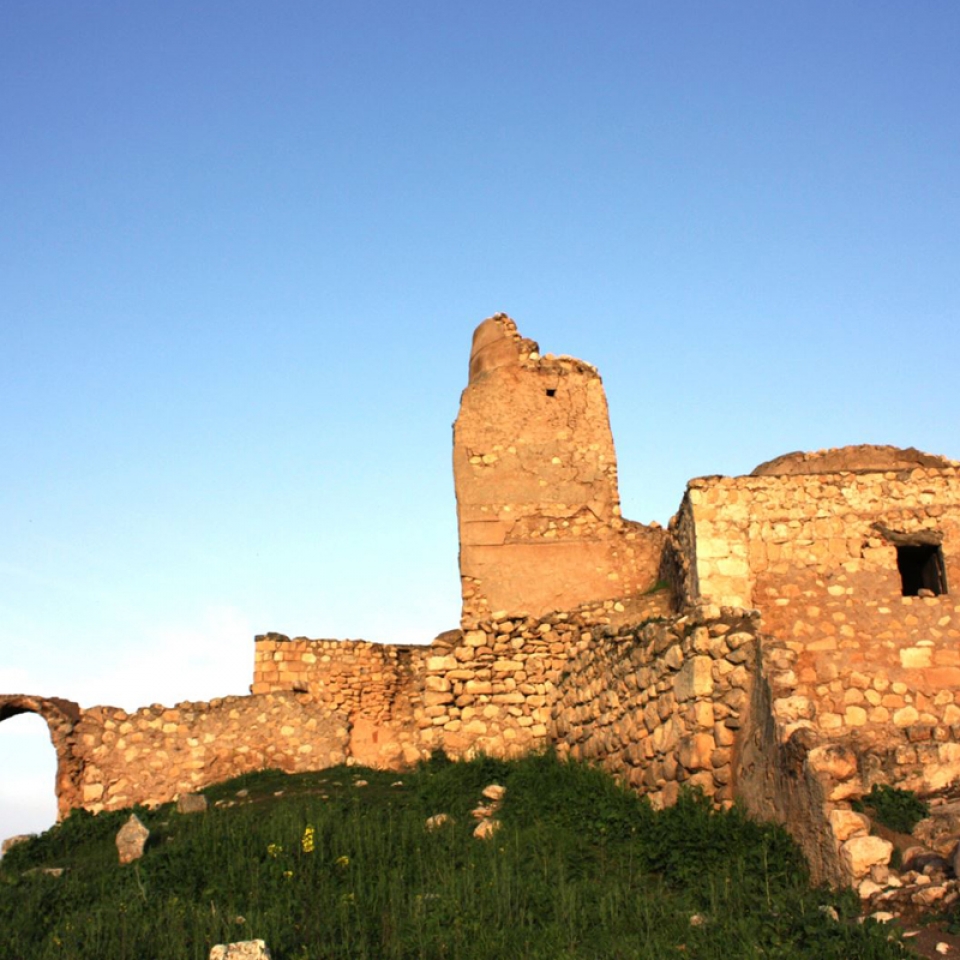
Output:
[2, 2, 958, 843]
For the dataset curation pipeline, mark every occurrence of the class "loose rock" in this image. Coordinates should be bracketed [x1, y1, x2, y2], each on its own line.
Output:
[116, 814, 149, 864]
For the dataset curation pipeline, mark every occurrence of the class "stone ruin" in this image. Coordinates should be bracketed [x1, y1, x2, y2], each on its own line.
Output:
[4, 313, 960, 888]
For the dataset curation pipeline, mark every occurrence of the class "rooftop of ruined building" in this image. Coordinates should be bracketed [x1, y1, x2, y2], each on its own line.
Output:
[750, 444, 958, 477]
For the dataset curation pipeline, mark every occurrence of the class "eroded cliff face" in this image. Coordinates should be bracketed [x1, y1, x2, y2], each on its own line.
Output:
[453, 314, 664, 622]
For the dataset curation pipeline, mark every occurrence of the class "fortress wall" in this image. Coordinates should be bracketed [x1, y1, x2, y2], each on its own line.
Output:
[413, 594, 671, 760]
[550, 607, 759, 811]
[71, 694, 355, 814]
[454, 315, 664, 622]
[251, 634, 428, 727]
[678, 466, 960, 880]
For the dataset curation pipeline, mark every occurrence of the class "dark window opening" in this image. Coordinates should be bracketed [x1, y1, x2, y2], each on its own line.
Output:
[897, 544, 947, 596]
[545, 388, 556, 397]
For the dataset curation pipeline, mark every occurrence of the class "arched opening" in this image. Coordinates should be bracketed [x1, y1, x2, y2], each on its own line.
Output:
[0, 695, 83, 842]
[0, 712, 58, 845]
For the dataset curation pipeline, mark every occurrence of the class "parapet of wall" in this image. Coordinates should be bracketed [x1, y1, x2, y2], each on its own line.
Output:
[454, 314, 664, 621]
[551, 605, 758, 811]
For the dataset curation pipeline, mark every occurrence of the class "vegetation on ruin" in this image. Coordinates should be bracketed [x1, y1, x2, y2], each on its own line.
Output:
[854, 784, 930, 835]
[0, 752, 906, 959]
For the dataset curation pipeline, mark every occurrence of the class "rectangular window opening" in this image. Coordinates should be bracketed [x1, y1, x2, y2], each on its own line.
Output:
[545, 388, 556, 397]
[897, 544, 947, 597]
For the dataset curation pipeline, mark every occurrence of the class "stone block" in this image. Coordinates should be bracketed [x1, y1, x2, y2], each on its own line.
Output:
[675, 656, 714, 702]
[829, 809, 870, 843]
[840, 835, 892, 880]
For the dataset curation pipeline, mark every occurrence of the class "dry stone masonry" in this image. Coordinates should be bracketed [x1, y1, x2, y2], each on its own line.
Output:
[4, 315, 960, 890]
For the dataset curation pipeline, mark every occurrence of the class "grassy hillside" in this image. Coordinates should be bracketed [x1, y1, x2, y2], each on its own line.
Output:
[0, 752, 906, 959]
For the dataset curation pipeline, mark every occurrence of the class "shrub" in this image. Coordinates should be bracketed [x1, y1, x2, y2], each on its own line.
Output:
[854, 784, 929, 834]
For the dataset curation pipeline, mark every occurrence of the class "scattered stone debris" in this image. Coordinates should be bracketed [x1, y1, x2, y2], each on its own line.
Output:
[1, 834, 35, 857]
[391, 781, 404, 788]
[176, 793, 208, 814]
[116, 813, 149, 864]
[472, 783, 506, 840]
[235, 789, 249, 799]
[425, 813, 453, 831]
[473, 819, 501, 840]
[209, 940, 272, 960]
[354, 779, 368, 787]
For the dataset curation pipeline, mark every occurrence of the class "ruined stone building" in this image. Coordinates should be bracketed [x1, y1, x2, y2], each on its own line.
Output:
[4, 314, 960, 887]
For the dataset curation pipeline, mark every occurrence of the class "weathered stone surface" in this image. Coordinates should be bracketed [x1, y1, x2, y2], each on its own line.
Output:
[473, 819, 501, 840]
[840, 835, 893, 880]
[829, 809, 870, 843]
[116, 814, 149, 864]
[453, 314, 664, 620]
[177, 793, 208, 814]
[751, 445, 953, 477]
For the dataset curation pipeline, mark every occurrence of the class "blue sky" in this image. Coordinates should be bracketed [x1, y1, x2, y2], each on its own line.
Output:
[2, 2, 958, 842]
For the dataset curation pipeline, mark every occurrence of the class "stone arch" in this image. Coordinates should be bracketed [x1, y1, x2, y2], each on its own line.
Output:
[0, 695, 84, 820]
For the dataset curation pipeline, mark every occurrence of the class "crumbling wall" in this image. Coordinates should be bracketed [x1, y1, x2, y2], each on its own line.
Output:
[677, 465, 960, 792]
[252, 634, 427, 724]
[453, 314, 664, 621]
[415, 596, 671, 760]
[67, 695, 357, 813]
[551, 606, 758, 810]
[674, 462, 960, 883]
[0, 695, 85, 820]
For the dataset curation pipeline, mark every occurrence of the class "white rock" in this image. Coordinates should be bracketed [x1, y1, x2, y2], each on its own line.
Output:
[209, 940, 272, 960]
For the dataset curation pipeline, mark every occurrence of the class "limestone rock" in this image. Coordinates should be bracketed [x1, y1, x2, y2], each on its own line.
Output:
[177, 793, 208, 814]
[840, 835, 893, 880]
[473, 819, 501, 840]
[829, 809, 870, 843]
[425, 814, 452, 831]
[209, 941, 272, 960]
[481, 784, 506, 802]
[116, 814, 149, 864]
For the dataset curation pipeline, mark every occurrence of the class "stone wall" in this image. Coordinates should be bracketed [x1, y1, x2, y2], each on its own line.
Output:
[453, 315, 664, 621]
[551, 605, 759, 811]
[677, 464, 960, 611]
[252, 634, 427, 725]
[73, 695, 358, 813]
[675, 466, 960, 787]
[674, 462, 960, 883]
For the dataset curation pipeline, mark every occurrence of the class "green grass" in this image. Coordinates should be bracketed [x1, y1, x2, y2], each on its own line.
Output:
[0, 752, 906, 959]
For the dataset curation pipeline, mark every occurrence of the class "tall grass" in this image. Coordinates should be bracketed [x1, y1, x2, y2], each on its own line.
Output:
[0, 752, 905, 959]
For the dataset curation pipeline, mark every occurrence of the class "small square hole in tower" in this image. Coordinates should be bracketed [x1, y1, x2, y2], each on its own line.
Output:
[545, 388, 556, 397]
[896, 544, 947, 596]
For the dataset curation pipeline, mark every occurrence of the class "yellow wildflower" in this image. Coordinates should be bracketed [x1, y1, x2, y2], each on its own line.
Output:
[301, 825, 316, 854]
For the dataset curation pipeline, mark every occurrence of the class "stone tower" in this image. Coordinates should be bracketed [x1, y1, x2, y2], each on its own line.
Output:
[453, 314, 663, 623]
